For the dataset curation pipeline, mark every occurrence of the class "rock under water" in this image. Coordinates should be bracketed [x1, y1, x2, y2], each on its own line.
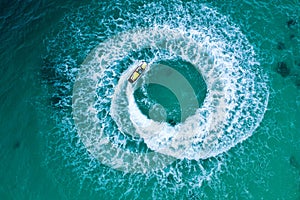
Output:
[290, 155, 300, 170]
[287, 19, 297, 28]
[276, 62, 290, 77]
[277, 42, 286, 50]
[13, 141, 21, 150]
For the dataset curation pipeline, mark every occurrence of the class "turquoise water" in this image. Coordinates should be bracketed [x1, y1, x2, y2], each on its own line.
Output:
[0, 0, 300, 199]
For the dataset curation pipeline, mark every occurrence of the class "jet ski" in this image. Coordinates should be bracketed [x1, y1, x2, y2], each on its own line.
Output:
[128, 61, 148, 83]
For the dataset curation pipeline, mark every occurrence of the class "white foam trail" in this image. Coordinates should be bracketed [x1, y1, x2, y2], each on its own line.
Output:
[73, 16, 268, 172]
[110, 27, 268, 160]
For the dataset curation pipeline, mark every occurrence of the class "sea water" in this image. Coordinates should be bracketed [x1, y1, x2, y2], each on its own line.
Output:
[0, 0, 300, 199]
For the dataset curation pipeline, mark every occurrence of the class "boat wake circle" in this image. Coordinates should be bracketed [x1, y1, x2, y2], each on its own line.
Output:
[72, 7, 269, 174]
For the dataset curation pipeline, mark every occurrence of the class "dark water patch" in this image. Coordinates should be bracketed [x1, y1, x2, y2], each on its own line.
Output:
[40, 55, 78, 111]
[290, 155, 300, 197]
[12, 141, 21, 150]
[40, 56, 77, 84]
[168, 119, 177, 126]
[276, 62, 290, 77]
[294, 60, 300, 88]
[290, 155, 300, 171]
[290, 34, 296, 40]
[40, 57, 60, 84]
[287, 19, 297, 29]
[277, 42, 286, 50]
[50, 95, 63, 107]
[295, 78, 300, 89]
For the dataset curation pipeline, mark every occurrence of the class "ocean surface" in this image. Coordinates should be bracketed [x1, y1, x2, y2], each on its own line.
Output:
[0, 0, 300, 199]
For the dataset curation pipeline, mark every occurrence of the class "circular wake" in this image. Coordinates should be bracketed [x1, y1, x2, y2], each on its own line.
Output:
[72, 5, 269, 173]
